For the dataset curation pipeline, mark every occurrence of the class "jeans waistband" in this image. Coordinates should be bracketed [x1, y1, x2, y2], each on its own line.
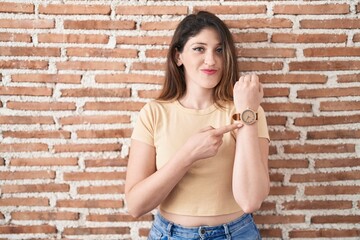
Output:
[154, 213, 254, 239]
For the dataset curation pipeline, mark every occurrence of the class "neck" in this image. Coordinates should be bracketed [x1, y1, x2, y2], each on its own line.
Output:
[179, 90, 214, 110]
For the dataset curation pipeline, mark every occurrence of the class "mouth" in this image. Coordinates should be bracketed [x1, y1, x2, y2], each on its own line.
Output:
[201, 69, 217, 75]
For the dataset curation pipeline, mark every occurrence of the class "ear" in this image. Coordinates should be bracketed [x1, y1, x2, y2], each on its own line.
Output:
[175, 50, 183, 67]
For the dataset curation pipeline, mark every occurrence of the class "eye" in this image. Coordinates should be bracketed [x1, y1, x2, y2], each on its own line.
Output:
[216, 47, 223, 53]
[192, 47, 204, 52]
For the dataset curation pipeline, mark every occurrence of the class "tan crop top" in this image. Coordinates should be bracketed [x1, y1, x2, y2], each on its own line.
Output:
[131, 100, 270, 216]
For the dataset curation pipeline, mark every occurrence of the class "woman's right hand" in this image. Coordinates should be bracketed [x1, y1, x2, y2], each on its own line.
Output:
[182, 123, 243, 163]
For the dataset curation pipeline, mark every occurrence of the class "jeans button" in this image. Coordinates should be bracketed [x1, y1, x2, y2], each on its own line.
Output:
[200, 228, 206, 234]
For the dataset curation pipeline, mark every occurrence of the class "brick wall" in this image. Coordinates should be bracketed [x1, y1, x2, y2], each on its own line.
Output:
[0, 0, 359, 239]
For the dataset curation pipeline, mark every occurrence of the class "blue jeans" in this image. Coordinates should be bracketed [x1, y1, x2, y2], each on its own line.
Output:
[148, 213, 261, 240]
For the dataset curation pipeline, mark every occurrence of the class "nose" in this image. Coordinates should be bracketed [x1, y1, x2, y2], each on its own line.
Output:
[204, 51, 216, 66]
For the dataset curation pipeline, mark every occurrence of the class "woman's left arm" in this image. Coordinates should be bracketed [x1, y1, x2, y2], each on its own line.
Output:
[232, 127, 270, 213]
[232, 74, 270, 213]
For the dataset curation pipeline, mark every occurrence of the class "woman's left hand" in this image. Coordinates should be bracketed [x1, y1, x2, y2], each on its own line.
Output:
[233, 74, 263, 112]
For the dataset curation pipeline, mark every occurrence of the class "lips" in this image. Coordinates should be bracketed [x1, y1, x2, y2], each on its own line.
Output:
[201, 69, 217, 75]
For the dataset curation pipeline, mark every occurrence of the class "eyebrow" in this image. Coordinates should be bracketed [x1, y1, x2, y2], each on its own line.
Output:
[190, 42, 222, 46]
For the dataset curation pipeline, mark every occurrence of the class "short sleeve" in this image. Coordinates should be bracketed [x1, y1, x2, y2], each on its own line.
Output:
[131, 102, 155, 146]
[257, 106, 270, 141]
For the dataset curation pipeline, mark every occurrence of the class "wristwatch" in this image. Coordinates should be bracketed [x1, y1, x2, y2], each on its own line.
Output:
[232, 108, 258, 125]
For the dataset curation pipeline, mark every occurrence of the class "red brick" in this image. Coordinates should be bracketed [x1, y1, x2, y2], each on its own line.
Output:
[77, 185, 124, 194]
[284, 144, 355, 154]
[0, 225, 55, 234]
[270, 173, 284, 182]
[298, 87, 360, 98]
[290, 61, 360, 71]
[7, 101, 76, 111]
[76, 129, 132, 138]
[254, 215, 305, 224]
[132, 62, 165, 71]
[87, 213, 152, 222]
[63, 172, 125, 181]
[57, 199, 123, 208]
[67, 48, 138, 58]
[267, 116, 287, 126]
[0, 19, 54, 29]
[0, 32, 31, 42]
[38, 33, 109, 44]
[2, 184, 69, 193]
[116, 6, 187, 15]
[0, 143, 48, 152]
[145, 49, 167, 58]
[0, 60, 48, 69]
[84, 101, 145, 111]
[96, 73, 164, 84]
[64, 20, 135, 30]
[3, 130, 70, 139]
[233, 32, 268, 43]
[0, 2, 34, 13]
[269, 186, 297, 196]
[273, 4, 349, 15]
[63, 227, 129, 235]
[10, 157, 78, 166]
[84, 157, 128, 167]
[260, 74, 327, 84]
[239, 61, 283, 71]
[61, 88, 130, 98]
[54, 144, 121, 153]
[258, 202, 276, 211]
[117, 36, 171, 45]
[0, 171, 54, 180]
[12, 74, 82, 84]
[283, 200, 352, 210]
[259, 228, 282, 238]
[138, 90, 161, 99]
[0, 47, 60, 57]
[194, 5, 266, 14]
[301, 19, 360, 29]
[290, 171, 360, 182]
[140, 21, 180, 30]
[289, 229, 360, 238]
[269, 159, 309, 169]
[0, 86, 52, 96]
[354, 33, 360, 42]
[237, 48, 296, 58]
[12, 211, 79, 221]
[262, 102, 312, 112]
[294, 115, 360, 126]
[311, 215, 360, 224]
[305, 186, 360, 196]
[0, 115, 54, 124]
[337, 74, 360, 83]
[39, 4, 111, 15]
[271, 33, 347, 43]
[320, 101, 360, 111]
[269, 130, 300, 140]
[225, 18, 293, 29]
[314, 158, 360, 168]
[304, 47, 360, 57]
[60, 115, 131, 125]
[57, 61, 125, 71]
[0, 198, 49, 206]
[307, 129, 360, 139]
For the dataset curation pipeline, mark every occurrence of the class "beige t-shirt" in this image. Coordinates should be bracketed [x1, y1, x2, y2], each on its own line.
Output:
[131, 100, 270, 216]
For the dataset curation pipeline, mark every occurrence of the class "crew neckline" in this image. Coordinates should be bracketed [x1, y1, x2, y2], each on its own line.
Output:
[175, 100, 218, 115]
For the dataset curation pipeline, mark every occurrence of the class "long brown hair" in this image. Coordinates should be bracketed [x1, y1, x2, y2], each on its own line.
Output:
[157, 11, 238, 106]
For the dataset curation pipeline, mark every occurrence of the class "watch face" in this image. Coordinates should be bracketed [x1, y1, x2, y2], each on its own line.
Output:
[241, 109, 256, 124]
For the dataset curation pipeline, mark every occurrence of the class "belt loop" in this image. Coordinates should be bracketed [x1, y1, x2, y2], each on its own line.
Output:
[166, 221, 173, 237]
[223, 224, 231, 240]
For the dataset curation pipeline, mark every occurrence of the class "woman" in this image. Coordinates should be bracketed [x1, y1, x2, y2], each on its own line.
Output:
[125, 11, 270, 239]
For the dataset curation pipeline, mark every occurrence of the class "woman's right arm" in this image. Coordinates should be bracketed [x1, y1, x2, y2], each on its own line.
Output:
[125, 123, 241, 218]
[125, 139, 193, 218]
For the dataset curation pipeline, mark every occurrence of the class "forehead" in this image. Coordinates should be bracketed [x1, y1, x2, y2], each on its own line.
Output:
[186, 27, 222, 46]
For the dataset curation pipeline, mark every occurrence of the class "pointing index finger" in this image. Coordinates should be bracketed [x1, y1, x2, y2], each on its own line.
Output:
[213, 123, 242, 136]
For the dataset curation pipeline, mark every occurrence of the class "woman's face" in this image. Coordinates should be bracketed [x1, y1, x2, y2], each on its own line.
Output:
[176, 28, 224, 91]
